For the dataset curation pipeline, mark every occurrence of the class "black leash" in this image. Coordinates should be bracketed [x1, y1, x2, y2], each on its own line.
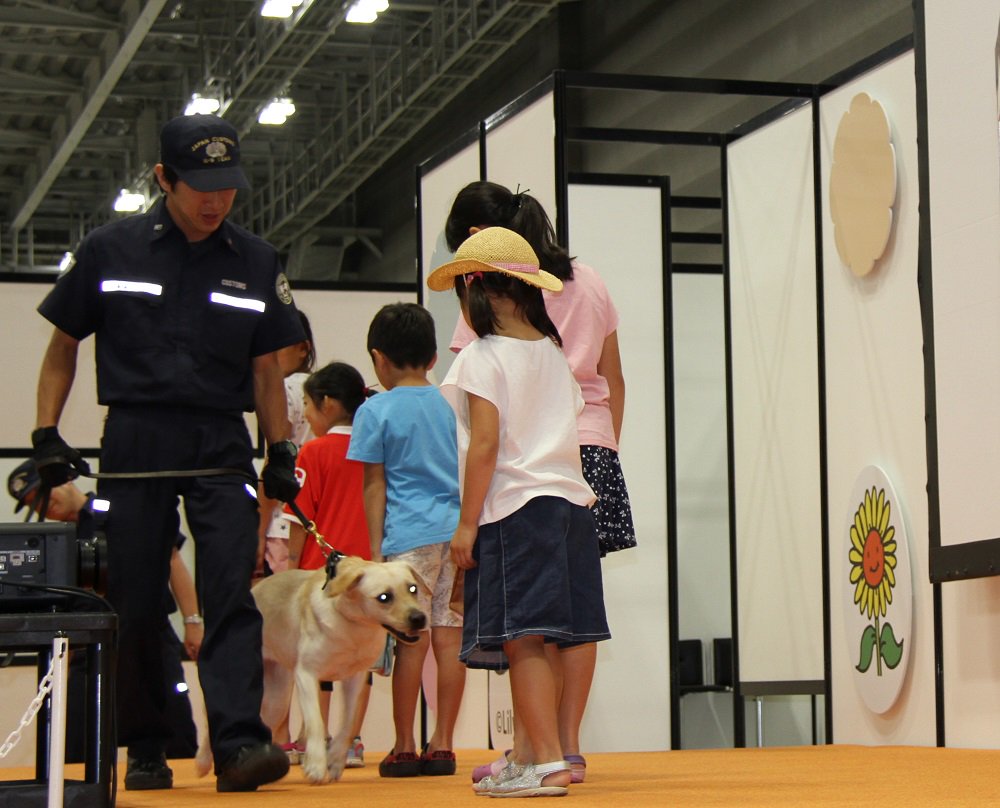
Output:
[26, 466, 348, 583]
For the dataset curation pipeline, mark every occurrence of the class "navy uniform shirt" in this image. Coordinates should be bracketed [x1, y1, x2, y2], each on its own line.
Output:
[39, 199, 304, 412]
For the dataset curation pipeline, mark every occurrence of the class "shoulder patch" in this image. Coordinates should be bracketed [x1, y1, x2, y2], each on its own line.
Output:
[276, 273, 293, 305]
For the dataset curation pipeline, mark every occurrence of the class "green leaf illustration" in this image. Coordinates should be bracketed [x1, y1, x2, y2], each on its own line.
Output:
[879, 621, 905, 670]
[856, 625, 877, 672]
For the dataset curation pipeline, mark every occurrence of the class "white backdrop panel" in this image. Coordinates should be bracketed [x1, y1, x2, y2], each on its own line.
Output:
[921, 0, 1000, 749]
[418, 140, 481, 384]
[821, 51, 935, 745]
[672, 273, 730, 645]
[2, 283, 103, 449]
[293, 288, 416, 381]
[727, 103, 824, 684]
[568, 183, 671, 752]
[484, 92, 557, 231]
[924, 0, 1000, 547]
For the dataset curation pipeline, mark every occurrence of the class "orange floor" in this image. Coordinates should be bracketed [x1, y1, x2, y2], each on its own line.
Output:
[4, 744, 1000, 807]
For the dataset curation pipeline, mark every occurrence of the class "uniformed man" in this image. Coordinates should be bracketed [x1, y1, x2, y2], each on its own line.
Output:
[31, 114, 302, 793]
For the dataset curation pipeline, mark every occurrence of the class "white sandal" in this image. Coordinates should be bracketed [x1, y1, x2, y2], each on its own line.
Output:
[482, 759, 571, 798]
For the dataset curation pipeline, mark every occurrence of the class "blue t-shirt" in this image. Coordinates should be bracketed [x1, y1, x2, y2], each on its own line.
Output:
[347, 385, 460, 555]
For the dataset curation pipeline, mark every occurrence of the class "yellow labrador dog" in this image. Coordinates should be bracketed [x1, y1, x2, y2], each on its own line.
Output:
[196, 556, 428, 784]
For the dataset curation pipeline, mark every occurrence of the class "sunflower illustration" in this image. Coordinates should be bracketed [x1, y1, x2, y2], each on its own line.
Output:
[849, 485, 903, 676]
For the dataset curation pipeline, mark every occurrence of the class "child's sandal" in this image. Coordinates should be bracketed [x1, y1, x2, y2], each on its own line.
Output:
[479, 759, 571, 797]
[564, 753, 586, 784]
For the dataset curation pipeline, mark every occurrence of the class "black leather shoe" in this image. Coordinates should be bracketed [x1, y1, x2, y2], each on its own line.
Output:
[216, 743, 290, 792]
[124, 754, 173, 790]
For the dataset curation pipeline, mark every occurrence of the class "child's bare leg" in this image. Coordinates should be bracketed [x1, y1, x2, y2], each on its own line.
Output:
[428, 626, 466, 751]
[504, 635, 570, 789]
[550, 642, 596, 756]
[391, 632, 430, 753]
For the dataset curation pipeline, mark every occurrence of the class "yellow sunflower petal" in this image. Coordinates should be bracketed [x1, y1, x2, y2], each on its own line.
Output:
[879, 496, 891, 535]
[849, 547, 863, 564]
[850, 564, 863, 583]
[884, 564, 895, 587]
[885, 554, 897, 569]
[854, 578, 866, 607]
[851, 525, 864, 554]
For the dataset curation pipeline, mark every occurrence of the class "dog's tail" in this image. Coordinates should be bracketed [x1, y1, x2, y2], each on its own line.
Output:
[190, 674, 213, 777]
[195, 739, 213, 778]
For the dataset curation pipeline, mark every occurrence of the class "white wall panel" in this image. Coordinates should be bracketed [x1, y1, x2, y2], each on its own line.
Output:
[821, 52, 935, 745]
[484, 92, 557, 227]
[568, 182, 671, 752]
[728, 103, 824, 685]
[924, 0, 1000, 548]
[417, 139, 481, 383]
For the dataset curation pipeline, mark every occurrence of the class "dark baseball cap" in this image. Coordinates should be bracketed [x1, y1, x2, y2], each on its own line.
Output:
[160, 114, 250, 192]
[7, 459, 40, 513]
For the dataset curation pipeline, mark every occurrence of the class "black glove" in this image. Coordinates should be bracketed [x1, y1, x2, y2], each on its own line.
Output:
[31, 426, 90, 487]
[262, 440, 300, 502]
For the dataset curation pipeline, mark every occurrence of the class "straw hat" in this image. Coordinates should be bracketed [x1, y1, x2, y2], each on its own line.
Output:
[426, 227, 563, 292]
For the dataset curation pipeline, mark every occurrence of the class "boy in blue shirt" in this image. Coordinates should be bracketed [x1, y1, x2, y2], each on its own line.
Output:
[348, 302, 465, 777]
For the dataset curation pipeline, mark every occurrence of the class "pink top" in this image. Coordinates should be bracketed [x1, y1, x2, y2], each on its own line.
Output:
[450, 261, 619, 451]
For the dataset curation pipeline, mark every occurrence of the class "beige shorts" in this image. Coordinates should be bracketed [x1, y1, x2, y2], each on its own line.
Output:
[388, 542, 463, 629]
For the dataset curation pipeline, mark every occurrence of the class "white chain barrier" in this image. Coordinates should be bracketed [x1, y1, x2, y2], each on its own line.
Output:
[0, 645, 59, 759]
[0, 637, 70, 808]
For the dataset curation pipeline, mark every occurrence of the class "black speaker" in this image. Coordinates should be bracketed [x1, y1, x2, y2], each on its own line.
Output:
[677, 639, 704, 687]
[713, 637, 733, 688]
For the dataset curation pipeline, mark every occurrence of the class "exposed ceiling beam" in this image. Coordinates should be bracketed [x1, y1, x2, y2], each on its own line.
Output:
[9, 0, 168, 232]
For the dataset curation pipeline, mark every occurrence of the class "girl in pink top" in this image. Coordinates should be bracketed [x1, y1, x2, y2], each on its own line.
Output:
[445, 181, 636, 784]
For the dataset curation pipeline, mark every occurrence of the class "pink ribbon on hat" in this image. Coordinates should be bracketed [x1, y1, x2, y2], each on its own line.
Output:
[492, 262, 539, 274]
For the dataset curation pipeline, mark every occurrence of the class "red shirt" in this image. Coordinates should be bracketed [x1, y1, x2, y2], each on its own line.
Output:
[283, 427, 370, 571]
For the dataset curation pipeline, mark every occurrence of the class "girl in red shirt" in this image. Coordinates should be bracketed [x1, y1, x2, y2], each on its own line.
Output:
[282, 361, 375, 767]
[285, 361, 373, 568]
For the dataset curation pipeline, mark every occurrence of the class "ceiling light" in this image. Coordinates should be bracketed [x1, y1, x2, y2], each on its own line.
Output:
[184, 93, 221, 116]
[260, 0, 303, 19]
[258, 97, 296, 126]
[346, 0, 388, 24]
[114, 189, 146, 213]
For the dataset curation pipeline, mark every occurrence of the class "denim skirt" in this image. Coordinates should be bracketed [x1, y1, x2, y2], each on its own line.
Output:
[459, 495, 611, 670]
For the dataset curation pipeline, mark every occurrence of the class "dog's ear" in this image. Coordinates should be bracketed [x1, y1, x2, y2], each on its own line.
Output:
[325, 555, 366, 597]
[401, 562, 433, 598]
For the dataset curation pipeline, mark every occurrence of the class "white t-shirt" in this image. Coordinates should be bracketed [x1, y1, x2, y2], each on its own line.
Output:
[266, 371, 313, 540]
[440, 334, 595, 526]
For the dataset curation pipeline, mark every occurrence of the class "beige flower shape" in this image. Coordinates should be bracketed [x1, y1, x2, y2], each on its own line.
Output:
[829, 93, 896, 277]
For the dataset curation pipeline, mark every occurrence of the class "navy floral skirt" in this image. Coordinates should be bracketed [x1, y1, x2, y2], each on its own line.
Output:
[581, 445, 637, 556]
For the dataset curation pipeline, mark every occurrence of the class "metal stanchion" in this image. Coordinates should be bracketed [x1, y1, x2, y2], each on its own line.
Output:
[47, 636, 69, 808]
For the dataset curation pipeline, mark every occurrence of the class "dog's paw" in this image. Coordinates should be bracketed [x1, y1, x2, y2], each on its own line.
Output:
[328, 756, 346, 782]
[326, 736, 348, 781]
[302, 751, 330, 785]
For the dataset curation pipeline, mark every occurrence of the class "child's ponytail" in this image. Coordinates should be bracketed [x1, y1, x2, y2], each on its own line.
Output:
[303, 362, 371, 418]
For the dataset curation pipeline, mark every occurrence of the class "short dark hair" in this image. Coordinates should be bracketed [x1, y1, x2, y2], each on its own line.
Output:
[158, 164, 179, 193]
[366, 303, 437, 369]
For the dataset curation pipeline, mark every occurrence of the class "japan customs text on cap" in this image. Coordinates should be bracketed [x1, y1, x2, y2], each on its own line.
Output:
[160, 114, 250, 192]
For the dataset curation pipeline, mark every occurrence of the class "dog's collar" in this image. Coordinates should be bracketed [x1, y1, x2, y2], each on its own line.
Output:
[322, 551, 346, 589]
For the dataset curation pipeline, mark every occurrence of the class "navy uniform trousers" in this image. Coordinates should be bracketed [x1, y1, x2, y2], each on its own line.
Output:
[98, 404, 270, 769]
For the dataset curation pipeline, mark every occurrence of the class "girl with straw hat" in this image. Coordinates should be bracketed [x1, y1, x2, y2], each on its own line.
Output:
[429, 227, 611, 798]
[446, 182, 636, 787]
